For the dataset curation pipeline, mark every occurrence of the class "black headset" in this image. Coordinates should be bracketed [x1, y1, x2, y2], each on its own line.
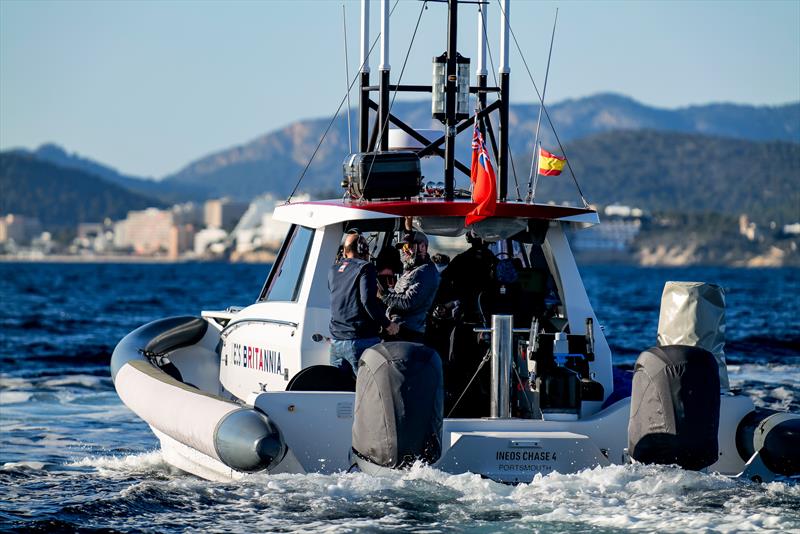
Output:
[347, 229, 370, 257]
[356, 235, 369, 257]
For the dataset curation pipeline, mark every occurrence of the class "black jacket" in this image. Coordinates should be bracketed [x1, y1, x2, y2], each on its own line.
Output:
[329, 257, 390, 340]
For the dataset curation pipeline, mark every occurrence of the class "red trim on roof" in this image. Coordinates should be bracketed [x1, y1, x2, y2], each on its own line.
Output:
[298, 198, 594, 220]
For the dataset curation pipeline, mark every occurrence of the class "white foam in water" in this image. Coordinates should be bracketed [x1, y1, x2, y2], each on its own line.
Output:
[41, 375, 106, 388]
[70, 451, 173, 476]
[404, 464, 795, 532]
[729, 363, 799, 410]
[0, 391, 33, 404]
[6, 414, 798, 531]
[2, 461, 48, 471]
[161, 463, 798, 532]
[728, 363, 800, 387]
[0, 376, 34, 390]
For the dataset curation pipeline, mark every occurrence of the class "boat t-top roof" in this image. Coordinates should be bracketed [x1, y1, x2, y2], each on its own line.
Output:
[278, 0, 595, 234]
[273, 198, 598, 230]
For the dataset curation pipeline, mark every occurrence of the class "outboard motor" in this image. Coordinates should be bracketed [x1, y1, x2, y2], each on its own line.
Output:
[352, 342, 443, 472]
[657, 281, 729, 391]
[628, 345, 720, 470]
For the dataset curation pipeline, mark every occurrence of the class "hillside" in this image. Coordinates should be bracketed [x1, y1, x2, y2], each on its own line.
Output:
[0, 153, 165, 227]
[10, 144, 211, 203]
[532, 130, 800, 225]
[162, 94, 800, 200]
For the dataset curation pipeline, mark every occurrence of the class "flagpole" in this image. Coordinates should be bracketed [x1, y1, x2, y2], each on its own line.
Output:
[531, 141, 541, 201]
[527, 8, 559, 203]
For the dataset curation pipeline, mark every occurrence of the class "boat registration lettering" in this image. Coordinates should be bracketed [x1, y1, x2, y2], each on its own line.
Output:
[226, 342, 282, 375]
[495, 449, 557, 474]
[497, 463, 554, 473]
[495, 450, 556, 462]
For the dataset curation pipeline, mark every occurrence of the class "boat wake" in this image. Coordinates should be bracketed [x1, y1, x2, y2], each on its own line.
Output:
[69, 451, 173, 477]
[4, 454, 797, 533]
[730, 363, 800, 411]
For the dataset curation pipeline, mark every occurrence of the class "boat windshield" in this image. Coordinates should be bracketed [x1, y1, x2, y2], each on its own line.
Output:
[259, 225, 314, 302]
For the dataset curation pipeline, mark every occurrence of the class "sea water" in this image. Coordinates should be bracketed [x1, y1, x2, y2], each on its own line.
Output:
[1, 263, 798, 532]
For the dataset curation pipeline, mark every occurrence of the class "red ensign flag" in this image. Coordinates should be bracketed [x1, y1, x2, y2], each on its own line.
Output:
[466, 121, 497, 226]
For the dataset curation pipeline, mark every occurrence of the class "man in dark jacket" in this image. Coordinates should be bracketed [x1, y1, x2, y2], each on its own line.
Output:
[381, 231, 440, 343]
[329, 232, 399, 375]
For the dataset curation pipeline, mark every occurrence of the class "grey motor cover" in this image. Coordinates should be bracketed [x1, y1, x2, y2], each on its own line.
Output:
[657, 281, 729, 391]
[352, 342, 443, 469]
[628, 345, 720, 470]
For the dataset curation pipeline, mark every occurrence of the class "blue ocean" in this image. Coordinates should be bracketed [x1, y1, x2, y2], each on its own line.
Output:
[1, 263, 798, 532]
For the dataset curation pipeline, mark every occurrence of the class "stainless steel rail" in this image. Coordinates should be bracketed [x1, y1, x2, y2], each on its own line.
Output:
[474, 315, 530, 419]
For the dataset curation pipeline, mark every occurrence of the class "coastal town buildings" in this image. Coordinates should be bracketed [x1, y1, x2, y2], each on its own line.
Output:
[204, 198, 248, 231]
[230, 194, 307, 256]
[114, 208, 175, 256]
[110, 199, 247, 258]
[74, 221, 115, 254]
[0, 200, 797, 265]
[569, 204, 645, 259]
[0, 214, 42, 245]
[194, 227, 228, 257]
[739, 214, 759, 242]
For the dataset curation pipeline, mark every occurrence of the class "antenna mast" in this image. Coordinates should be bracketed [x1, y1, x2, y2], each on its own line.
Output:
[476, 1, 488, 112]
[498, 0, 510, 202]
[378, 0, 391, 151]
[359, 0, 371, 152]
[444, 0, 459, 200]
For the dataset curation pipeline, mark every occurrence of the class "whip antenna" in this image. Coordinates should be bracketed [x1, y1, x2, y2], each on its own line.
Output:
[286, 1, 399, 203]
[497, 0, 588, 207]
[343, 4, 353, 154]
[527, 8, 558, 203]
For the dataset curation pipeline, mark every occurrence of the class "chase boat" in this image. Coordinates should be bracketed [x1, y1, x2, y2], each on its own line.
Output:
[111, 0, 799, 483]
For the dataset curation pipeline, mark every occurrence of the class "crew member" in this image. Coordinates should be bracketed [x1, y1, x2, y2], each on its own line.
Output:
[329, 231, 399, 375]
[436, 230, 496, 323]
[381, 231, 440, 343]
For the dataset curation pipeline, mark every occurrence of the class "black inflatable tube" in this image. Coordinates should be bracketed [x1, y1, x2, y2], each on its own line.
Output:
[736, 408, 800, 476]
[110, 316, 207, 382]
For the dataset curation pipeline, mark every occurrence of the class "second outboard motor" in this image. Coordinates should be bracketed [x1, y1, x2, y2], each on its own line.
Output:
[628, 345, 720, 470]
[352, 342, 443, 472]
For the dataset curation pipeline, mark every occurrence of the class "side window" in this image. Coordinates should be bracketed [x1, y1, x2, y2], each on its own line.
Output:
[261, 225, 314, 302]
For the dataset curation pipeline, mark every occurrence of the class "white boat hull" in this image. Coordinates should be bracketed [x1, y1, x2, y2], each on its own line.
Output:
[125, 366, 756, 482]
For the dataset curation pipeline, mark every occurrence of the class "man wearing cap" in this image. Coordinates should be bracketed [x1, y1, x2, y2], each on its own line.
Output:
[329, 231, 400, 376]
[380, 231, 440, 343]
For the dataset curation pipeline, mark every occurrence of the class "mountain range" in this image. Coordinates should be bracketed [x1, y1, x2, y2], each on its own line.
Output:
[161, 93, 800, 200]
[2, 93, 798, 227]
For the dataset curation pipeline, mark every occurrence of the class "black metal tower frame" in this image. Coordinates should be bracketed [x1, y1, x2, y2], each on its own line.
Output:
[358, 0, 509, 201]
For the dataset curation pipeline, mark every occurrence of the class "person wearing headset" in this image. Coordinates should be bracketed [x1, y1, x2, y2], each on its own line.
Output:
[329, 230, 400, 375]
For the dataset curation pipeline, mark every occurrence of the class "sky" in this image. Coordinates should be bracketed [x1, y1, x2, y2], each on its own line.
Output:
[1, 0, 798, 179]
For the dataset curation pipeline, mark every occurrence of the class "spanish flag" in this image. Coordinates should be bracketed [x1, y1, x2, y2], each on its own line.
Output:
[538, 148, 566, 176]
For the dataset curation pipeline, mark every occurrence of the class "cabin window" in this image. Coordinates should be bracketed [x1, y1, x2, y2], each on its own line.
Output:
[260, 225, 314, 302]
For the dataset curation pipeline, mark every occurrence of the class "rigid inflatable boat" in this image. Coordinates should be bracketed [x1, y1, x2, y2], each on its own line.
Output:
[111, 0, 799, 484]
